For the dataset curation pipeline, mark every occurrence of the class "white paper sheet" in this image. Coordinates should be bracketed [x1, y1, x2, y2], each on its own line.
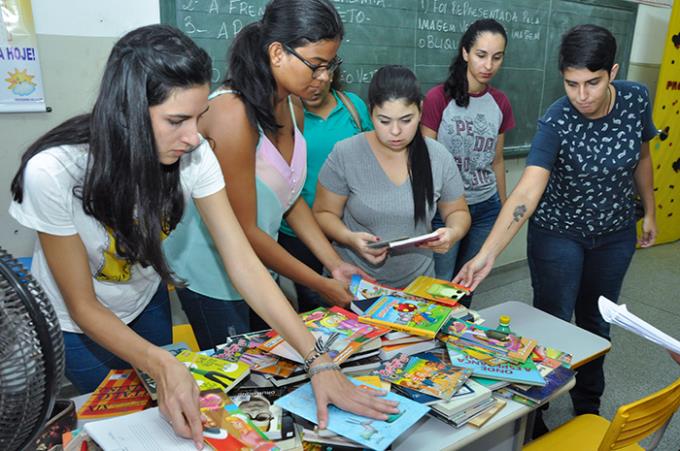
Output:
[598, 296, 680, 354]
[84, 407, 197, 451]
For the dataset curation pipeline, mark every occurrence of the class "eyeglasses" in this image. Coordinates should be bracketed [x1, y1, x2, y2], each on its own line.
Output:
[283, 43, 342, 79]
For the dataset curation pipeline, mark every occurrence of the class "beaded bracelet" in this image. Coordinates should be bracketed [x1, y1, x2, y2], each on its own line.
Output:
[308, 362, 341, 377]
[303, 332, 340, 372]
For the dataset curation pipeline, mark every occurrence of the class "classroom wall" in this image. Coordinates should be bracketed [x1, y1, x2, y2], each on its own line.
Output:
[0, 1, 160, 258]
[0, 1, 671, 267]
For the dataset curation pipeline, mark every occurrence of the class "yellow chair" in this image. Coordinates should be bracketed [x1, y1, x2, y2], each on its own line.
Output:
[172, 323, 200, 352]
[524, 377, 680, 451]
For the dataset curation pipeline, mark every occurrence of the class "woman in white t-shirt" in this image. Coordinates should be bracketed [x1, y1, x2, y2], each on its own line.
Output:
[9, 24, 397, 447]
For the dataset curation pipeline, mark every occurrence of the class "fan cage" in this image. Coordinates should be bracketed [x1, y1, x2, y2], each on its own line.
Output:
[0, 248, 65, 451]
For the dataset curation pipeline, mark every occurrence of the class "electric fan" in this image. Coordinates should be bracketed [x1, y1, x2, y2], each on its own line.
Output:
[0, 247, 65, 451]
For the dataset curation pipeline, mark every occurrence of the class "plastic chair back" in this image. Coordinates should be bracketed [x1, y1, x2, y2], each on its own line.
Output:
[598, 377, 680, 451]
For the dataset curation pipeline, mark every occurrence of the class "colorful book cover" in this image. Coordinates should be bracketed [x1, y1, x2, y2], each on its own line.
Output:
[274, 378, 429, 451]
[372, 353, 471, 400]
[359, 295, 452, 339]
[440, 318, 537, 363]
[506, 365, 575, 404]
[402, 275, 470, 307]
[207, 330, 300, 378]
[135, 342, 190, 400]
[259, 307, 388, 364]
[531, 344, 573, 369]
[349, 275, 418, 301]
[177, 350, 250, 393]
[199, 390, 279, 451]
[446, 345, 545, 386]
[77, 369, 152, 419]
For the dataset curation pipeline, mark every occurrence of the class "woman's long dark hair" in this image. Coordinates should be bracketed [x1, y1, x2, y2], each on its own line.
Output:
[368, 65, 433, 226]
[444, 19, 507, 107]
[225, 0, 344, 135]
[11, 24, 211, 283]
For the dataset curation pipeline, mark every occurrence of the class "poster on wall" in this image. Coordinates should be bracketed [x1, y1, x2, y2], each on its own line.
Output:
[649, 0, 680, 245]
[0, 0, 46, 112]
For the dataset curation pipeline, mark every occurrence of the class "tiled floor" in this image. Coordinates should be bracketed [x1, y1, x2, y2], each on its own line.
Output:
[472, 240, 680, 450]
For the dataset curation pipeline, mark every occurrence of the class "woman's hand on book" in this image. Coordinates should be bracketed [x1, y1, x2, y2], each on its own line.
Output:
[348, 232, 388, 264]
[418, 227, 456, 253]
[317, 277, 354, 307]
[152, 349, 204, 449]
[329, 260, 370, 284]
[309, 355, 400, 429]
[453, 251, 495, 291]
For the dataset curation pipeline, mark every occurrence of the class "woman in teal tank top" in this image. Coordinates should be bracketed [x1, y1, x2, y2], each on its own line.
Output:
[165, 0, 393, 427]
[278, 69, 373, 313]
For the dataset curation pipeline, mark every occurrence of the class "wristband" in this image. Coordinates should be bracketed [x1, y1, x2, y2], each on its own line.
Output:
[307, 362, 341, 377]
[303, 332, 340, 372]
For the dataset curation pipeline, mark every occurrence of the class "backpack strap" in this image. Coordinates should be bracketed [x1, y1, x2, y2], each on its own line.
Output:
[336, 90, 364, 132]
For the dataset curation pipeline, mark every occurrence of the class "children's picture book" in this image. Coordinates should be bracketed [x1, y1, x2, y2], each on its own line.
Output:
[230, 386, 296, 441]
[359, 295, 453, 339]
[403, 275, 471, 307]
[206, 330, 300, 378]
[259, 307, 388, 364]
[199, 390, 279, 450]
[506, 365, 575, 404]
[440, 318, 537, 363]
[348, 275, 418, 301]
[372, 353, 471, 400]
[446, 345, 545, 386]
[77, 369, 152, 420]
[530, 344, 573, 369]
[274, 378, 429, 451]
[176, 350, 250, 393]
[135, 342, 191, 400]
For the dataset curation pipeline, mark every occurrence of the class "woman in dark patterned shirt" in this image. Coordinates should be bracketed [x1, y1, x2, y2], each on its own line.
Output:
[454, 24, 657, 416]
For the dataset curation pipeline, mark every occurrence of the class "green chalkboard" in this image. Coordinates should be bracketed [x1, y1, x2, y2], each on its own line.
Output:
[160, 0, 638, 156]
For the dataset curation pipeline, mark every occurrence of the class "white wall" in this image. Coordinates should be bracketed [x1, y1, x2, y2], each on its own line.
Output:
[0, 1, 673, 265]
[1, 1, 160, 258]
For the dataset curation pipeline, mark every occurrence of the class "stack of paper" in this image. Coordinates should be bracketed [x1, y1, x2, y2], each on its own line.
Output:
[598, 296, 680, 354]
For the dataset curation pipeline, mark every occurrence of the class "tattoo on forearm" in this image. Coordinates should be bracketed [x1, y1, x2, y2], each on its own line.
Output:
[507, 205, 527, 230]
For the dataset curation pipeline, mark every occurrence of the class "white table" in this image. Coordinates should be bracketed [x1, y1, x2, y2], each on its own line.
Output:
[393, 300, 611, 451]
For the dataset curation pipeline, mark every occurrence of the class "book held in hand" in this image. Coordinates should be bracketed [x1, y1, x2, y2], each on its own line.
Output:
[403, 275, 471, 307]
[274, 378, 429, 451]
[348, 275, 419, 302]
[366, 231, 439, 250]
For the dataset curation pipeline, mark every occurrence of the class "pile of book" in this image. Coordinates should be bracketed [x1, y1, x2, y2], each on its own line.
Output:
[75, 275, 576, 450]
